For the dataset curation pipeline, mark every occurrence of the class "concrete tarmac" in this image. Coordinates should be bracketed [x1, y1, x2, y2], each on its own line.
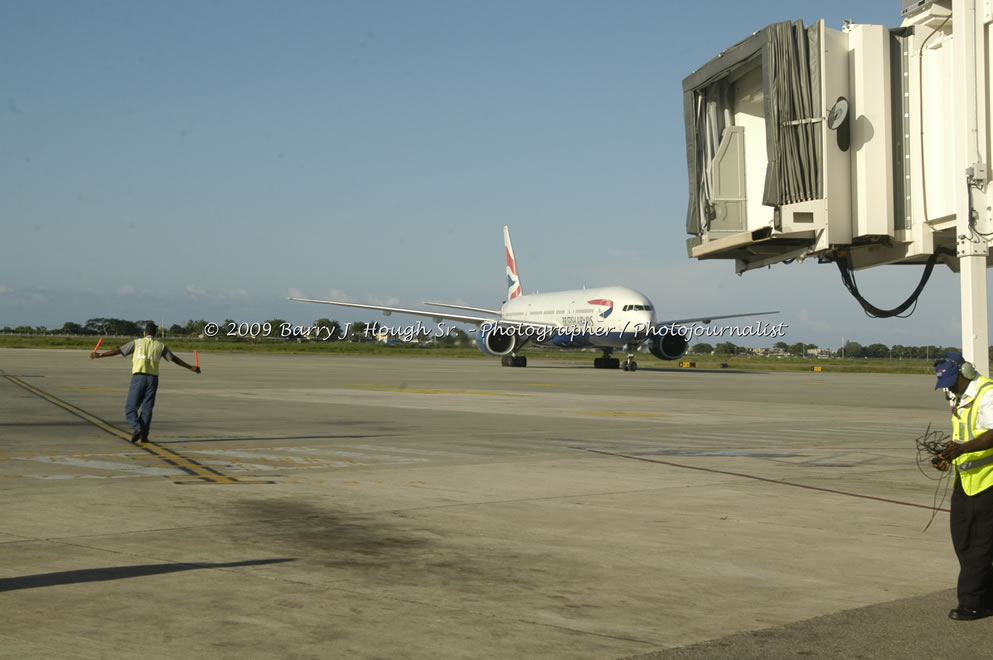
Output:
[0, 348, 988, 659]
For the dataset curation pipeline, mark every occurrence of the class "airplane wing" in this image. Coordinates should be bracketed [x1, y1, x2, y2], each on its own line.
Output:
[423, 301, 502, 316]
[655, 310, 779, 326]
[289, 297, 556, 330]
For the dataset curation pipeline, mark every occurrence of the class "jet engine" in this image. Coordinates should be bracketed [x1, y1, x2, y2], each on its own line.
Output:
[649, 330, 688, 361]
[475, 324, 522, 356]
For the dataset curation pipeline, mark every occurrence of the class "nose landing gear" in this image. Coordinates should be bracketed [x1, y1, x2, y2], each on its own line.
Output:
[621, 344, 639, 372]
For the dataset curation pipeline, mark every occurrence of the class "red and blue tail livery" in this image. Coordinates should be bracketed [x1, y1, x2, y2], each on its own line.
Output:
[504, 226, 522, 300]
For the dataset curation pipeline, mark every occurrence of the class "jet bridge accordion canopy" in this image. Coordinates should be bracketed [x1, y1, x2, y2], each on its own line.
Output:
[683, 20, 824, 238]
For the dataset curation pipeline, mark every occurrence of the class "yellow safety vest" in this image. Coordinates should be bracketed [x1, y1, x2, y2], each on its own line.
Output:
[131, 336, 164, 376]
[952, 376, 993, 495]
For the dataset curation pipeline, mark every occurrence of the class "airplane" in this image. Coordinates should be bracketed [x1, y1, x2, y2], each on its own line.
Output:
[290, 226, 776, 372]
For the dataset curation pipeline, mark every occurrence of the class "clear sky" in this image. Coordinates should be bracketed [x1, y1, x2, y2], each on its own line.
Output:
[1, 0, 979, 349]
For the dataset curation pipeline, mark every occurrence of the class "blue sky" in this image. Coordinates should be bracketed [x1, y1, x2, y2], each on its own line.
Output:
[0, 1, 977, 348]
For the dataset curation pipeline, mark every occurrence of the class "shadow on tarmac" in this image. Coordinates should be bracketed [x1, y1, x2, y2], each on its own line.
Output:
[620, 588, 992, 660]
[0, 558, 295, 592]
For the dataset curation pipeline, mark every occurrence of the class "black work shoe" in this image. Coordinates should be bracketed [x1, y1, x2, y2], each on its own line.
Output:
[130, 429, 142, 443]
[949, 607, 993, 621]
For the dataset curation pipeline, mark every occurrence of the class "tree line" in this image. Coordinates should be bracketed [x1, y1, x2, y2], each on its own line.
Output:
[691, 340, 981, 360]
[1, 318, 985, 358]
[1, 317, 469, 345]
[4, 318, 209, 337]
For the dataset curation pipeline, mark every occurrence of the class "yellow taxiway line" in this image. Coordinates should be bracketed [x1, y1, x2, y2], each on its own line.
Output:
[4, 375, 269, 485]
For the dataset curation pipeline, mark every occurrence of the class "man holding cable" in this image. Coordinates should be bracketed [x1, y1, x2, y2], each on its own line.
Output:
[934, 352, 993, 620]
[90, 322, 201, 444]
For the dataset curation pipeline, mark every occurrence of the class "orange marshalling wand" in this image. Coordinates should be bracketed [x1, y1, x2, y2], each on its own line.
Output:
[93, 337, 103, 353]
[195, 350, 199, 367]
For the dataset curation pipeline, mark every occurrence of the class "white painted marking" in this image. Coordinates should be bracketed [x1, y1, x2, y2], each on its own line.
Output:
[23, 455, 183, 476]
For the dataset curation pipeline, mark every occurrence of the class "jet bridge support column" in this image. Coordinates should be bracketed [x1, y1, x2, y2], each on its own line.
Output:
[955, 0, 990, 374]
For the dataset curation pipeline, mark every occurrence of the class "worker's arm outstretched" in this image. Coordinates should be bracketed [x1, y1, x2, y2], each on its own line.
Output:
[171, 355, 201, 374]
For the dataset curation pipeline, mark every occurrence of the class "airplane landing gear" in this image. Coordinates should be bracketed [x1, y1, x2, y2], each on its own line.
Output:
[622, 344, 638, 372]
[501, 355, 527, 367]
[593, 350, 620, 369]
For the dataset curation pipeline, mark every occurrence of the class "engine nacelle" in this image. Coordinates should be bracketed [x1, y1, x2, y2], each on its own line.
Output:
[475, 324, 521, 357]
[649, 330, 688, 361]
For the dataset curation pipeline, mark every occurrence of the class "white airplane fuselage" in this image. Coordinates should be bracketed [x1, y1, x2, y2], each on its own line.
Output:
[499, 286, 655, 349]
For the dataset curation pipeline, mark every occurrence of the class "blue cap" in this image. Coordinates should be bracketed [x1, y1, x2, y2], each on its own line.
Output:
[935, 352, 965, 389]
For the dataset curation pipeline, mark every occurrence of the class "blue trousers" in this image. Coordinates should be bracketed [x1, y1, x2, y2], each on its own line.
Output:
[125, 373, 159, 434]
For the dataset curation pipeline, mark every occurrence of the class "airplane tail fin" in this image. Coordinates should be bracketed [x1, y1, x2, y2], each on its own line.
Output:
[504, 225, 523, 300]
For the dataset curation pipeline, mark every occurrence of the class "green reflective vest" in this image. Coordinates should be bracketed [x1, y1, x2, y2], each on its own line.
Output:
[952, 376, 993, 496]
[132, 336, 164, 376]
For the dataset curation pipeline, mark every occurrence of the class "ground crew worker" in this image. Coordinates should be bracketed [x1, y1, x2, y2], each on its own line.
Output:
[934, 352, 993, 620]
[90, 322, 200, 443]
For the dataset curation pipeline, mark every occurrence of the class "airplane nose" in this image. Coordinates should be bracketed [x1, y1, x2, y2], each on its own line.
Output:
[633, 314, 653, 337]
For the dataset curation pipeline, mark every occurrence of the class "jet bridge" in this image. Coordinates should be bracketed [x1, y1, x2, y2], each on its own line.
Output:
[683, 17, 918, 271]
[681, 0, 992, 370]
